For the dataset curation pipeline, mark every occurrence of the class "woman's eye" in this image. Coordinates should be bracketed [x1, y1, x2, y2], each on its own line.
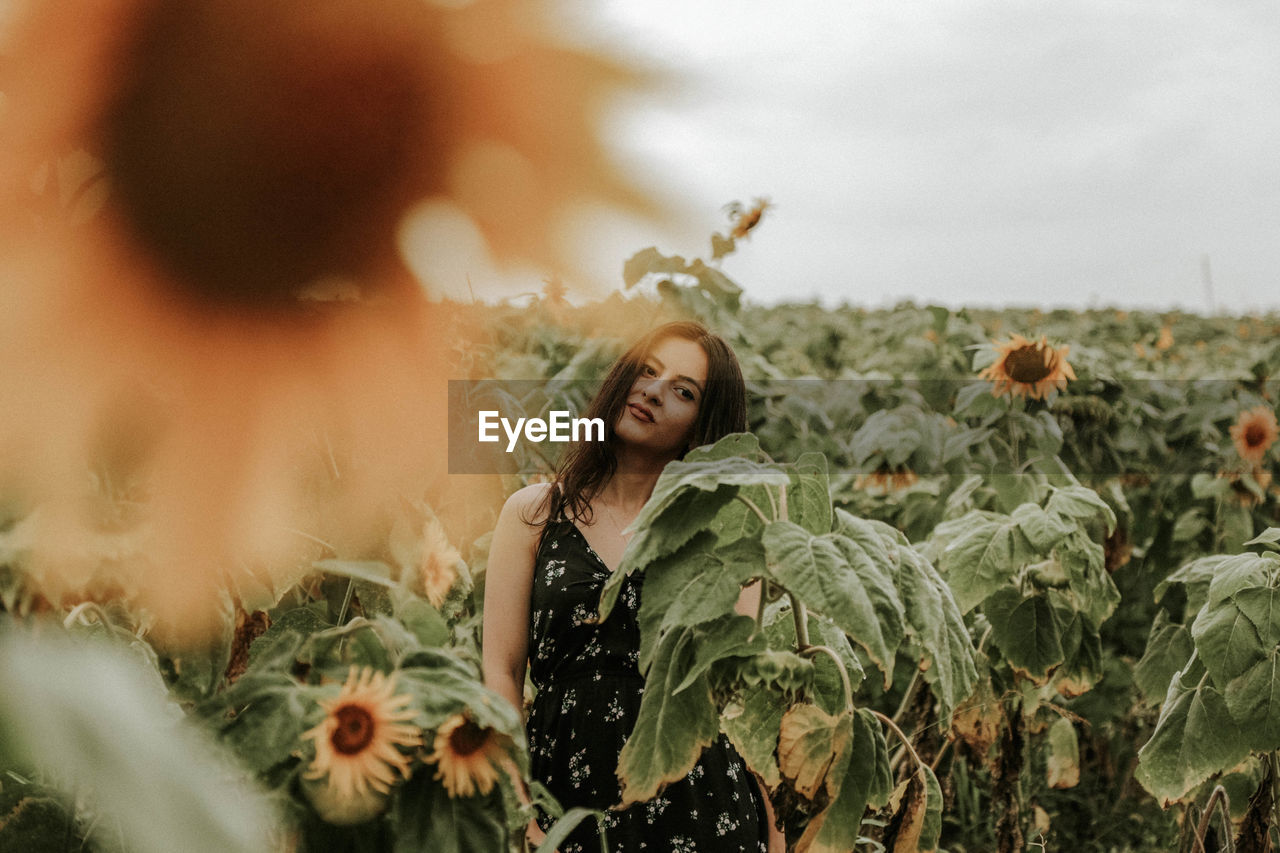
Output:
[642, 364, 657, 376]
[676, 386, 695, 401]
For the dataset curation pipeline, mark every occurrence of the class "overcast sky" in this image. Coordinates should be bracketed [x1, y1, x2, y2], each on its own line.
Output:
[549, 0, 1280, 313]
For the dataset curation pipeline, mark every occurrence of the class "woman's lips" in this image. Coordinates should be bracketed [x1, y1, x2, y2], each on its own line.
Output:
[628, 402, 654, 423]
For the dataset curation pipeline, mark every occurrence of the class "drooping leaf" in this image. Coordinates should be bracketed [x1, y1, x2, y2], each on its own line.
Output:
[602, 485, 740, 620]
[1135, 656, 1250, 805]
[617, 626, 720, 805]
[881, 764, 942, 853]
[1011, 503, 1075, 553]
[1046, 716, 1080, 789]
[939, 511, 1037, 614]
[635, 533, 764, 671]
[794, 708, 892, 853]
[787, 452, 833, 536]
[983, 588, 1065, 683]
[777, 704, 854, 800]
[1224, 649, 1280, 753]
[672, 614, 766, 694]
[393, 773, 507, 853]
[1045, 485, 1117, 532]
[763, 521, 897, 684]
[1191, 590, 1268, 689]
[0, 631, 273, 853]
[722, 684, 786, 789]
[1135, 614, 1195, 704]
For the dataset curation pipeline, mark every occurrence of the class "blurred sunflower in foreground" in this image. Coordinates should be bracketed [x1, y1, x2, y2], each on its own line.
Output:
[301, 667, 422, 825]
[0, 0, 644, 636]
[978, 333, 1076, 400]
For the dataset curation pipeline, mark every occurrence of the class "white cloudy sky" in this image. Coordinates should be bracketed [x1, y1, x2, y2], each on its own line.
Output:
[549, 0, 1280, 312]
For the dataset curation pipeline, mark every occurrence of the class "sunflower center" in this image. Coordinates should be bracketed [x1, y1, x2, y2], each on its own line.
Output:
[1244, 423, 1268, 448]
[1005, 346, 1053, 383]
[332, 705, 376, 755]
[447, 720, 491, 758]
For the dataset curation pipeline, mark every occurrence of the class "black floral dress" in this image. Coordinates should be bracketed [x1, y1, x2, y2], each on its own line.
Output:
[527, 519, 769, 853]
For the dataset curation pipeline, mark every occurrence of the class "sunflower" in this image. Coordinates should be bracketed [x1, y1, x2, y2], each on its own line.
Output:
[978, 334, 1076, 400]
[1230, 406, 1279, 465]
[427, 712, 513, 798]
[855, 465, 919, 495]
[0, 0, 643, 636]
[416, 517, 461, 608]
[301, 667, 422, 824]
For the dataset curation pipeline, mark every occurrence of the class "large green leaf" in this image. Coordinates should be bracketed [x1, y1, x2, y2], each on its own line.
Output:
[1224, 649, 1280, 752]
[0, 631, 273, 853]
[722, 683, 787, 788]
[763, 521, 898, 684]
[893, 543, 978, 718]
[939, 511, 1036, 614]
[1191, 590, 1268, 688]
[1045, 485, 1117, 531]
[635, 533, 765, 671]
[393, 774, 507, 853]
[1136, 656, 1250, 805]
[1011, 503, 1075, 552]
[1135, 613, 1195, 704]
[983, 588, 1065, 683]
[617, 626, 720, 805]
[787, 452, 833, 536]
[1058, 528, 1121, 628]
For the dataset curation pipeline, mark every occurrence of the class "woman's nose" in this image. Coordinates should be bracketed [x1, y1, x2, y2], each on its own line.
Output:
[639, 376, 664, 403]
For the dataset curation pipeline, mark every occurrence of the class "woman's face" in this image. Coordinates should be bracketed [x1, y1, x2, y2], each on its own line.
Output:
[614, 335, 708, 457]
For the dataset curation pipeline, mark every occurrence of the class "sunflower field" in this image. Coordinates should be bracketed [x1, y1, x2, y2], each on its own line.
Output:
[3, 2, 1280, 853]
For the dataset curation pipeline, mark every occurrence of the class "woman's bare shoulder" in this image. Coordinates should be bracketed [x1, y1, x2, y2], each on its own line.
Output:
[500, 481, 554, 523]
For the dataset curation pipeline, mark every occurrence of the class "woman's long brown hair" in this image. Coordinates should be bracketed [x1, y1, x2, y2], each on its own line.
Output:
[532, 321, 746, 527]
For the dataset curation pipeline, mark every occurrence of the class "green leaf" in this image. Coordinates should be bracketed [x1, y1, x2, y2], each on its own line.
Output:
[983, 588, 1065, 683]
[1136, 657, 1249, 806]
[617, 626, 720, 805]
[1224, 649, 1280, 752]
[635, 533, 764, 671]
[622, 246, 691, 289]
[722, 684, 787, 788]
[855, 517, 977, 718]
[1135, 614, 1194, 704]
[313, 559, 398, 588]
[1045, 485, 1117, 532]
[536, 808, 608, 853]
[939, 511, 1037, 614]
[787, 452, 834, 536]
[1012, 503, 1075, 552]
[763, 521, 900, 685]
[1244, 527, 1280, 550]
[393, 773, 507, 853]
[1191, 589, 1268, 688]
[671, 614, 765, 694]
[0, 631, 273, 853]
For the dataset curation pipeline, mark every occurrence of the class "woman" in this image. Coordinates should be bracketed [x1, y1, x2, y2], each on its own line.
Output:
[483, 321, 784, 852]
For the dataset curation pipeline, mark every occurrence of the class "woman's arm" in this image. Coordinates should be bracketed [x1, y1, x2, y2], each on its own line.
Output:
[481, 483, 553, 850]
[481, 483, 547, 713]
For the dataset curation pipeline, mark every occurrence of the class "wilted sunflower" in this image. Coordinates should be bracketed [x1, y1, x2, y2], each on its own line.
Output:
[416, 517, 462, 609]
[1230, 406, 1279, 465]
[0, 0, 645, 636]
[978, 334, 1076, 400]
[855, 465, 919, 495]
[301, 667, 422, 824]
[427, 712, 513, 798]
